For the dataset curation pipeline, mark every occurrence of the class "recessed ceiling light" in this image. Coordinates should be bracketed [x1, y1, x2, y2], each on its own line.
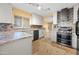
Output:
[38, 6, 42, 10]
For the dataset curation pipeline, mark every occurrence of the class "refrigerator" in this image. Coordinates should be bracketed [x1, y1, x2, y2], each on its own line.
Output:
[76, 8, 79, 54]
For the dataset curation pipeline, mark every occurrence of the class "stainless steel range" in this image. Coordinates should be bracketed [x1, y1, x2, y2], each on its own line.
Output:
[57, 27, 72, 47]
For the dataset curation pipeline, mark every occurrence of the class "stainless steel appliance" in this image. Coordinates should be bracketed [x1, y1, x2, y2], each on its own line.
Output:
[76, 21, 79, 55]
[57, 27, 72, 47]
[33, 30, 39, 41]
[76, 8, 79, 54]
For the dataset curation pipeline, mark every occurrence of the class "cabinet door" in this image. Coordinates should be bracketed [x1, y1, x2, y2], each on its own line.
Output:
[0, 37, 32, 55]
[31, 14, 43, 25]
[0, 4, 12, 23]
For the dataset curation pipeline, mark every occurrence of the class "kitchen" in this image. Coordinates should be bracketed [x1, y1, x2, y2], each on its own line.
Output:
[0, 3, 78, 55]
[0, 3, 45, 55]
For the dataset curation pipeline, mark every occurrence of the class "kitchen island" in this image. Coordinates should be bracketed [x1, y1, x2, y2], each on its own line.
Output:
[0, 31, 33, 55]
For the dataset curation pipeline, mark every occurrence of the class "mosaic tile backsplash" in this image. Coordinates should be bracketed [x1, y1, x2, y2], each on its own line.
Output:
[0, 23, 13, 32]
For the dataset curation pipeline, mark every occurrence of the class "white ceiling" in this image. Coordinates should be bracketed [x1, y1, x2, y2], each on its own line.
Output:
[12, 3, 77, 16]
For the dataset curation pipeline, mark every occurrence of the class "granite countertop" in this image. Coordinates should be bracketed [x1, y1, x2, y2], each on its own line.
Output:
[0, 31, 33, 45]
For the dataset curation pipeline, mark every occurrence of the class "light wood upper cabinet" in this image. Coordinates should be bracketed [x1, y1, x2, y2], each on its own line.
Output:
[0, 4, 13, 23]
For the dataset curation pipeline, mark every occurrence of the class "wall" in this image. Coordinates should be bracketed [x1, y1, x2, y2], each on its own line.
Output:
[43, 17, 49, 32]
[42, 17, 50, 38]
[43, 16, 57, 40]
[43, 16, 55, 32]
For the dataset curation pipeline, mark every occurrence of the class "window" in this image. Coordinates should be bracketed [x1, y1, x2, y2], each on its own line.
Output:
[14, 16, 22, 27]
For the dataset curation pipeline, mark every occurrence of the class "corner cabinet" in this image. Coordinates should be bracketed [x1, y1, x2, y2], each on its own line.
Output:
[0, 4, 13, 23]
